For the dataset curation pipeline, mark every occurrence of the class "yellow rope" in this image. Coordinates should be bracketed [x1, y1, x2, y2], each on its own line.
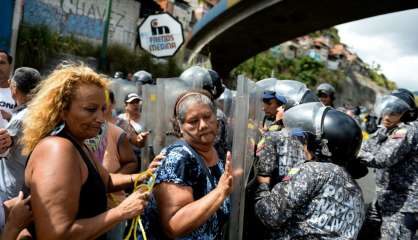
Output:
[123, 171, 156, 240]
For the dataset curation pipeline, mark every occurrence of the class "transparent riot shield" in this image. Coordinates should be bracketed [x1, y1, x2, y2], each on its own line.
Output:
[140, 84, 158, 170]
[229, 75, 263, 240]
[217, 88, 236, 151]
[217, 88, 234, 119]
[109, 78, 141, 114]
[153, 78, 191, 155]
[108, 78, 124, 113]
[136, 81, 144, 98]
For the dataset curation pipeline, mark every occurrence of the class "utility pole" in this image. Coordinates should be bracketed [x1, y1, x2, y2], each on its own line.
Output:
[99, 0, 113, 71]
[10, 0, 24, 72]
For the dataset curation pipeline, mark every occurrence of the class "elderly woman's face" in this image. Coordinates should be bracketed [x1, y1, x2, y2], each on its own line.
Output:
[181, 103, 217, 145]
[62, 84, 106, 140]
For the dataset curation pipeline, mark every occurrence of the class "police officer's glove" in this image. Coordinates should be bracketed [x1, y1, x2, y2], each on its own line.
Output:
[346, 157, 368, 179]
[254, 183, 270, 202]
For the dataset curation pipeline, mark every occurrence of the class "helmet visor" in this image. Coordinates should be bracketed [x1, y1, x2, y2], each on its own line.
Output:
[374, 95, 411, 118]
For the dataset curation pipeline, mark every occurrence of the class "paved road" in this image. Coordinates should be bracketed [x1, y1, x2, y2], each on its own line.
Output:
[356, 168, 376, 204]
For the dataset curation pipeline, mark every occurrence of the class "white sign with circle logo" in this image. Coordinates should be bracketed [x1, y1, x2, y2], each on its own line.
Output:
[138, 13, 184, 58]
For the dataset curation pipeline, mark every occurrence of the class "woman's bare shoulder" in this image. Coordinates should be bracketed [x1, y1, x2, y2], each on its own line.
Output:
[29, 136, 80, 166]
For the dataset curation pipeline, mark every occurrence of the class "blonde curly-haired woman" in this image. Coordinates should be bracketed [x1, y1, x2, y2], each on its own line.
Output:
[21, 65, 150, 239]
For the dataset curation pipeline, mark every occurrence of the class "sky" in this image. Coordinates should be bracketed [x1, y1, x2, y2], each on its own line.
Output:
[336, 8, 418, 92]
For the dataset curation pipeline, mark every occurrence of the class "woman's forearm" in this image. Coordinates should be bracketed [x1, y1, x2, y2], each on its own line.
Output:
[2, 223, 21, 240]
[164, 187, 227, 238]
[116, 161, 138, 174]
[107, 172, 148, 192]
[107, 173, 132, 192]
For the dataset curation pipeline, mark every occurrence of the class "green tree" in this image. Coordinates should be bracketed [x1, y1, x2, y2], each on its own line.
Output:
[291, 56, 324, 87]
[15, 25, 183, 78]
[231, 51, 278, 80]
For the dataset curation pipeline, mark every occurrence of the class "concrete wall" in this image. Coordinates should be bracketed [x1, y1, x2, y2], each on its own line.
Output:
[23, 0, 140, 49]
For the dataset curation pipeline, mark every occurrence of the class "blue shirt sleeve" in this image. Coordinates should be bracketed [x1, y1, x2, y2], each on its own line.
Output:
[155, 145, 201, 187]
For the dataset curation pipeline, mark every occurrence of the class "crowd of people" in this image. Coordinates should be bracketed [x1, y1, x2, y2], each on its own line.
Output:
[0, 47, 417, 240]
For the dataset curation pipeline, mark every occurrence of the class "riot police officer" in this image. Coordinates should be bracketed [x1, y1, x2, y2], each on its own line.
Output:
[317, 83, 336, 107]
[179, 66, 228, 160]
[255, 80, 288, 164]
[256, 78, 287, 133]
[245, 80, 318, 240]
[256, 80, 319, 185]
[359, 88, 418, 239]
[255, 102, 366, 239]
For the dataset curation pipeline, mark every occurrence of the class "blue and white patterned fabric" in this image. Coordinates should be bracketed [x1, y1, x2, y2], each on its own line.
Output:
[0, 196, 5, 232]
[138, 142, 230, 240]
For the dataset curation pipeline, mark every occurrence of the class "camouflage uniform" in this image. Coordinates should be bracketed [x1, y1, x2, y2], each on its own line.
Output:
[255, 120, 281, 156]
[359, 122, 418, 239]
[256, 128, 306, 184]
[255, 161, 365, 239]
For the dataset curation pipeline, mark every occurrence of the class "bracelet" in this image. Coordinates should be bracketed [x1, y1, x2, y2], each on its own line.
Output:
[130, 175, 134, 184]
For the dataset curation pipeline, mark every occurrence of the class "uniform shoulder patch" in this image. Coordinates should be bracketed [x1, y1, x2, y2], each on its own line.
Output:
[391, 128, 407, 139]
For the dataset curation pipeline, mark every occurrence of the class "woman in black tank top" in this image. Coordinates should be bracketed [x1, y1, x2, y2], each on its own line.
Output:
[21, 66, 150, 239]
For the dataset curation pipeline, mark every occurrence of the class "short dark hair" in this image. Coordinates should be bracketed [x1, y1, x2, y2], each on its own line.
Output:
[0, 49, 13, 64]
[11, 67, 41, 95]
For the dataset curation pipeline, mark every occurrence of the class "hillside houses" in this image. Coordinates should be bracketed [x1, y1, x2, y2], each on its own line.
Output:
[278, 34, 370, 76]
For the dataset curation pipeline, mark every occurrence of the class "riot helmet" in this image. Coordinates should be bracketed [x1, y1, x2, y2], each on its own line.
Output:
[316, 83, 336, 98]
[179, 66, 224, 99]
[256, 79, 319, 110]
[257, 78, 286, 104]
[374, 89, 417, 123]
[316, 83, 336, 107]
[390, 88, 417, 122]
[114, 71, 125, 79]
[133, 70, 154, 85]
[284, 102, 363, 166]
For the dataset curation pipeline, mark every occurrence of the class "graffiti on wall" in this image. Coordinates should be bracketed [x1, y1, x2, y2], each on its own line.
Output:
[24, 0, 140, 49]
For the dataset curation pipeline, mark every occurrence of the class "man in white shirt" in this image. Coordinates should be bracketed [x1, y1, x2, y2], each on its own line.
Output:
[0, 50, 16, 124]
[117, 93, 149, 163]
[118, 93, 144, 133]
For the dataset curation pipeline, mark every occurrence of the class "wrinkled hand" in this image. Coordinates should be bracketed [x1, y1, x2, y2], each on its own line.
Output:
[147, 153, 165, 174]
[5, 191, 33, 231]
[216, 152, 233, 197]
[0, 128, 11, 153]
[0, 110, 12, 121]
[117, 190, 149, 220]
[135, 131, 150, 148]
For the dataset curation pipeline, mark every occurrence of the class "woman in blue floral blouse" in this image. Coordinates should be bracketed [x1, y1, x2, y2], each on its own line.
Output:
[143, 90, 233, 240]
